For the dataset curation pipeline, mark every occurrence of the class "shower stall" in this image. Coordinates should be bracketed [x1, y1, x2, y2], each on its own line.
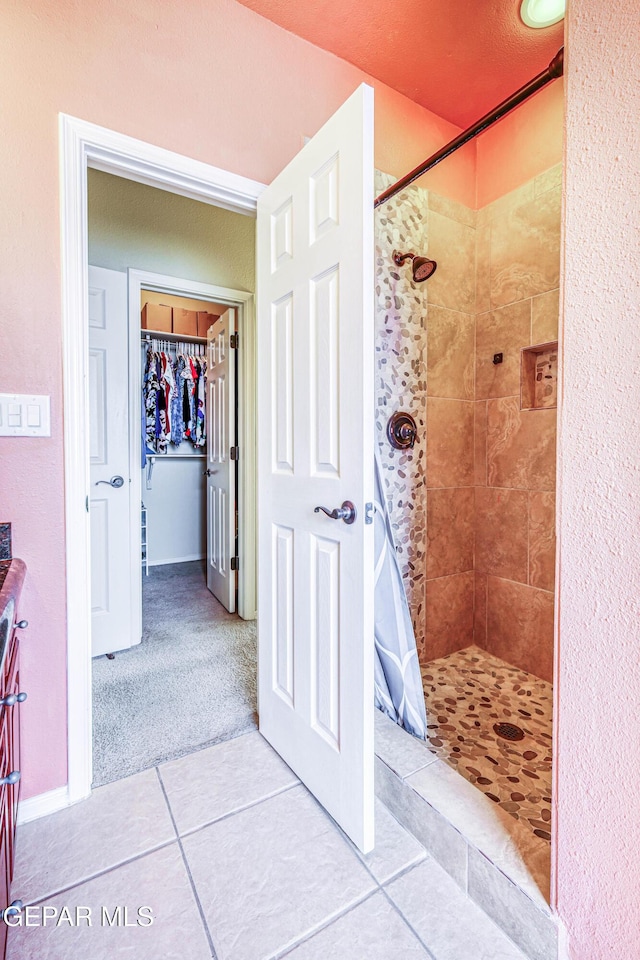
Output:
[372, 62, 561, 929]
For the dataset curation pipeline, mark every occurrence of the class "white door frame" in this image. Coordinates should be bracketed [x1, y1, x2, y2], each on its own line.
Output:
[60, 113, 264, 806]
[131, 270, 255, 616]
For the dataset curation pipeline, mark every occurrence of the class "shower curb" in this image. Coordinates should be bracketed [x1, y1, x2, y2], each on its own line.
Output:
[375, 756, 558, 960]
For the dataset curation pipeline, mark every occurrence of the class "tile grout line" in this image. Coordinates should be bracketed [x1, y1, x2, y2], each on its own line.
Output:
[274, 834, 430, 960]
[154, 767, 219, 960]
[271, 889, 379, 960]
[24, 838, 178, 907]
[177, 779, 301, 841]
[378, 883, 439, 960]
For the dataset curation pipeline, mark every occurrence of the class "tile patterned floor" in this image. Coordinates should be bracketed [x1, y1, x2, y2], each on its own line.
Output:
[9, 731, 527, 960]
[421, 645, 553, 842]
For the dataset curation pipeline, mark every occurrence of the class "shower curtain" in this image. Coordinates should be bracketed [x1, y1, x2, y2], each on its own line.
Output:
[374, 448, 427, 739]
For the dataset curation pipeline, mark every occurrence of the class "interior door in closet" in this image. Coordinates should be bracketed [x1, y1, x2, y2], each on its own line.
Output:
[257, 84, 375, 852]
[206, 309, 237, 612]
[88, 265, 138, 656]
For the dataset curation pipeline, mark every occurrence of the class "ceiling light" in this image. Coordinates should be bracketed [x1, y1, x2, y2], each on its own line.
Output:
[520, 0, 565, 28]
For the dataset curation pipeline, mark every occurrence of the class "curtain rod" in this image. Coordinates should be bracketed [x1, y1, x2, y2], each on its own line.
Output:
[374, 47, 564, 209]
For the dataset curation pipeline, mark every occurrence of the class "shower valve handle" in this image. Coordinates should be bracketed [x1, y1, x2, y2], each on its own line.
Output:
[314, 501, 357, 525]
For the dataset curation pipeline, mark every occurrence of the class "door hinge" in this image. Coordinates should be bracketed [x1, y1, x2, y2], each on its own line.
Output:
[230, 446, 240, 461]
[230, 556, 239, 571]
[230, 333, 239, 349]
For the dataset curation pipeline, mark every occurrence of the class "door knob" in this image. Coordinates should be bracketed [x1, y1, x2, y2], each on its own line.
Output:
[204, 468, 216, 477]
[15, 620, 28, 629]
[0, 771, 21, 786]
[95, 476, 125, 488]
[314, 501, 357, 525]
[0, 692, 27, 707]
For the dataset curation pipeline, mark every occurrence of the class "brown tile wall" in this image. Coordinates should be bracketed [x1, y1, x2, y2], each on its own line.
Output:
[424, 194, 477, 659]
[473, 166, 561, 682]
[375, 164, 560, 679]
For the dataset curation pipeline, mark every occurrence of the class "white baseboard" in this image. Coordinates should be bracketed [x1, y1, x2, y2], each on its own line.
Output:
[17, 785, 71, 825]
[147, 554, 205, 567]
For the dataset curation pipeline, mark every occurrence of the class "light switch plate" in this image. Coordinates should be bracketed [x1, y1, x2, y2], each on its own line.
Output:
[0, 394, 51, 437]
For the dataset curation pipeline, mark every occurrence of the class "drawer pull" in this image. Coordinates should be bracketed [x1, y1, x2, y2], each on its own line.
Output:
[0, 771, 20, 786]
[3, 900, 23, 920]
[0, 692, 27, 707]
[15, 620, 28, 629]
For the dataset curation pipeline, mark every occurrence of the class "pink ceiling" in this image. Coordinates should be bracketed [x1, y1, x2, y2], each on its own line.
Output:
[234, 0, 564, 128]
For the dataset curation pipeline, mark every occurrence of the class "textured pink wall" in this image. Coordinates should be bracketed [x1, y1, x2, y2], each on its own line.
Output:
[476, 80, 564, 208]
[555, 2, 640, 957]
[1, 0, 477, 800]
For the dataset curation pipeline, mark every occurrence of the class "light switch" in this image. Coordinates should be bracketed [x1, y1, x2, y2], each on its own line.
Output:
[7, 405, 22, 428]
[0, 395, 51, 437]
[26, 404, 41, 428]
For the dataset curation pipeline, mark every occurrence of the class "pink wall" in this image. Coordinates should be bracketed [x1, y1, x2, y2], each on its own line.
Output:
[1, 0, 479, 801]
[476, 80, 564, 208]
[555, 2, 640, 957]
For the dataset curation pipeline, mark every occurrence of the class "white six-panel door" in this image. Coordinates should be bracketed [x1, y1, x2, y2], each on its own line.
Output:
[206, 309, 237, 612]
[88, 265, 137, 657]
[257, 85, 375, 851]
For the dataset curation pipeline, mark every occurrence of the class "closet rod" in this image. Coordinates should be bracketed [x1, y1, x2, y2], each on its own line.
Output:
[141, 330, 207, 345]
[147, 454, 206, 460]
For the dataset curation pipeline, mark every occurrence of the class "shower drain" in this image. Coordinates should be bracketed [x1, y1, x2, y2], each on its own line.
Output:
[493, 722, 525, 742]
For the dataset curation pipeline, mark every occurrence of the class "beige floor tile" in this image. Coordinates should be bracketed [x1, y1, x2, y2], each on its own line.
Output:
[159, 730, 298, 835]
[387, 859, 528, 960]
[182, 784, 376, 960]
[7, 843, 211, 960]
[352, 800, 426, 884]
[12, 769, 175, 904]
[283, 891, 429, 959]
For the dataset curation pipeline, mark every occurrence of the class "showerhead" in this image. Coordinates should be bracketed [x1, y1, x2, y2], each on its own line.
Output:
[393, 250, 437, 283]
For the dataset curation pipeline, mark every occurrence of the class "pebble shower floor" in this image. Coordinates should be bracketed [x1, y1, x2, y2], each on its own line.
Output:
[421, 645, 553, 843]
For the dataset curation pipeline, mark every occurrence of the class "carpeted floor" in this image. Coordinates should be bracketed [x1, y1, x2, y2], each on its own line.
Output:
[92, 561, 257, 787]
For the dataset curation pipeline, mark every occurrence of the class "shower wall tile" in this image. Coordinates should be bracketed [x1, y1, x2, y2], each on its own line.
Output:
[474, 169, 560, 677]
[534, 162, 563, 197]
[426, 399, 474, 488]
[426, 487, 474, 579]
[475, 487, 529, 583]
[531, 288, 560, 345]
[375, 170, 430, 648]
[486, 397, 556, 492]
[427, 305, 474, 400]
[428, 191, 477, 228]
[474, 572, 488, 647]
[476, 180, 534, 227]
[528, 492, 556, 592]
[486, 577, 554, 683]
[425, 572, 475, 660]
[426, 212, 476, 313]
[475, 300, 531, 400]
[475, 222, 492, 315]
[474, 401, 488, 485]
[490, 186, 562, 308]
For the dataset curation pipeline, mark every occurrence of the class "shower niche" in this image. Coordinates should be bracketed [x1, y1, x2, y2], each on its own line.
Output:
[521, 341, 559, 410]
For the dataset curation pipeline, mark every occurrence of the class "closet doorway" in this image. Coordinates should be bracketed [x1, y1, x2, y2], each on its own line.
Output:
[87, 209, 257, 785]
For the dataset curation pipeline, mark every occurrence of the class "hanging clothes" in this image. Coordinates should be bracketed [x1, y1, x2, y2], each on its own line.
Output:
[194, 356, 207, 448]
[142, 343, 207, 454]
[170, 355, 186, 445]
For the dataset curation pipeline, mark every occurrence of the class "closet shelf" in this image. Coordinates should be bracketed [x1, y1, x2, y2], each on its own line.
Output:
[141, 329, 207, 345]
[147, 453, 206, 460]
